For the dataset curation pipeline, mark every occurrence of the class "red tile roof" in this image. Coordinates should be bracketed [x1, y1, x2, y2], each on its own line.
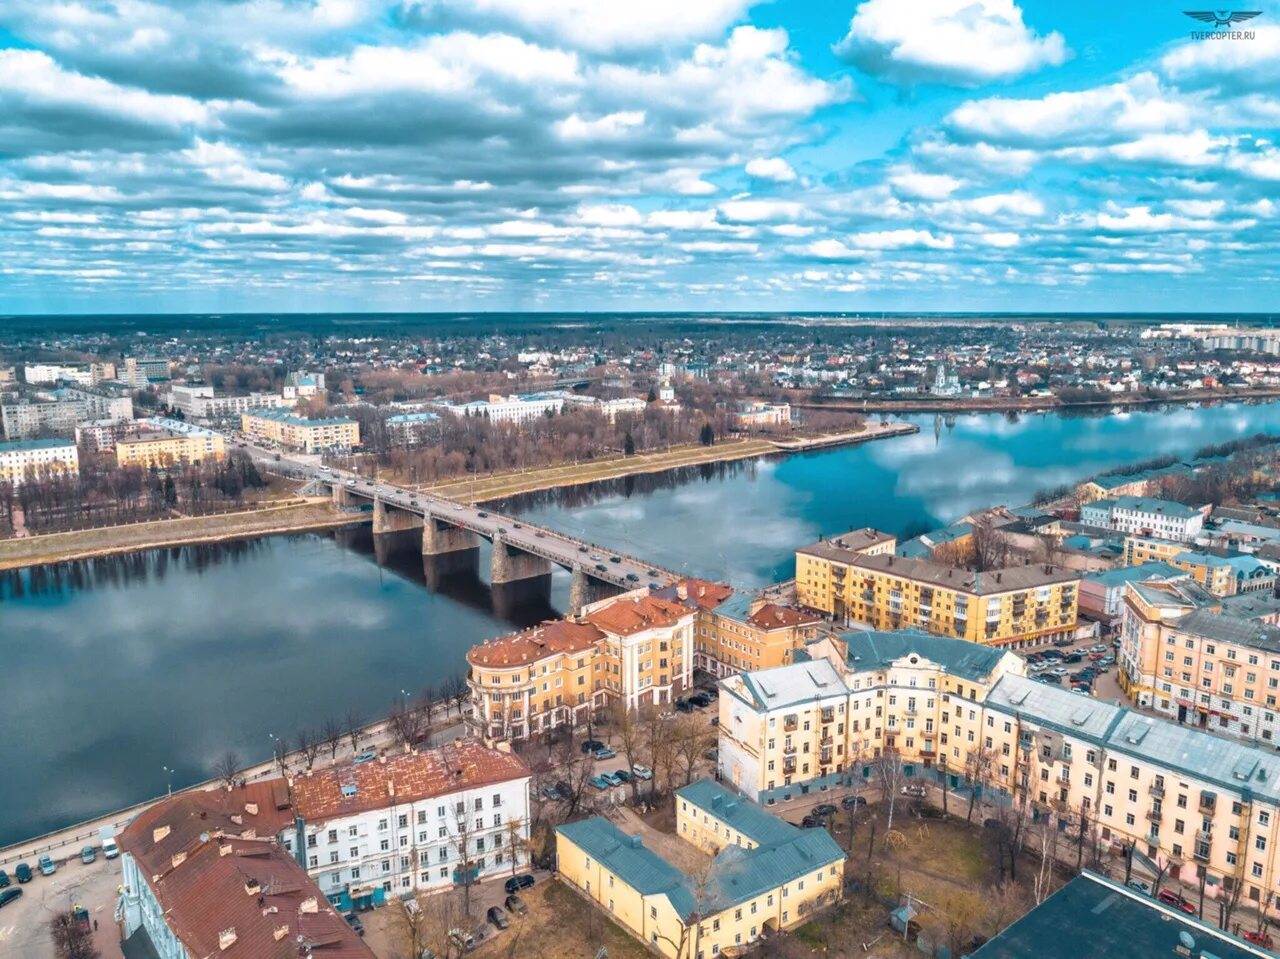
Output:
[121, 782, 296, 878]
[582, 594, 693, 636]
[671, 578, 734, 609]
[466, 619, 604, 668]
[746, 602, 822, 631]
[144, 836, 369, 959]
[291, 740, 530, 823]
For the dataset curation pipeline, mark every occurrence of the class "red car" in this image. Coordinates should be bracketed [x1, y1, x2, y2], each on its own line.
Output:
[1243, 931, 1273, 949]
[1157, 889, 1196, 915]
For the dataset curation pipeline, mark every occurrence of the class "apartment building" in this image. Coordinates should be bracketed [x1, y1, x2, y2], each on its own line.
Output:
[285, 741, 531, 911]
[556, 779, 844, 959]
[430, 392, 568, 425]
[718, 629, 1023, 803]
[719, 628, 1280, 915]
[467, 583, 817, 740]
[467, 620, 610, 741]
[118, 785, 373, 959]
[799, 549, 1079, 648]
[170, 384, 285, 420]
[115, 419, 226, 468]
[580, 592, 697, 712]
[0, 437, 79, 485]
[732, 400, 791, 430]
[794, 529, 899, 611]
[241, 409, 360, 452]
[62, 383, 135, 421]
[1, 396, 87, 438]
[1078, 562, 1186, 625]
[1119, 578, 1280, 743]
[385, 411, 440, 446]
[653, 578, 822, 679]
[1081, 496, 1205, 542]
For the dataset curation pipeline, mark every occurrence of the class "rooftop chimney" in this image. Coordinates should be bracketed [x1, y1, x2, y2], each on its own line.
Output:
[299, 897, 319, 914]
[244, 802, 259, 816]
[218, 928, 237, 951]
[152, 825, 171, 844]
[170, 852, 187, 868]
[677, 583, 688, 601]
[273, 926, 290, 942]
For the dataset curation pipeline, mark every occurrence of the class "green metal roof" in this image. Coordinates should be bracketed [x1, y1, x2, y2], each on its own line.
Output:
[843, 628, 1009, 681]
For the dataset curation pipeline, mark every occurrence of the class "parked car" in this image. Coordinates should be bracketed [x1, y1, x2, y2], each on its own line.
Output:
[799, 816, 823, 828]
[344, 914, 365, 937]
[38, 855, 56, 876]
[613, 769, 632, 783]
[580, 740, 604, 754]
[900, 784, 927, 798]
[688, 693, 713, 708]
[632, 765, 653, 780]
[1054, 638, 1074, 647]
[601, 771, 623, 787]
[540, 787, 562, 801]
[0, 870, 8, 888]
[811, 803, 837, 818]
[589, 775, 610, 790]
[487, 907, 510, 930]
[593, 747, 617, 761]
[353, 751, 378, 764]
[1244, 931, 1274, 949]
[1126, 879, 1151, 894]
[505, 874, 535, 894]
[841, 795, 867, 809]
[674, 699, 695, 713]
[1157, 889, 1196, 914]
[1039, 674, 1062, 685]
[555, 781, 573, 800]
[15, 863, 32, 884]
[0, 889, 22, 909]
[504, 894, 528, 915]
[81, 846, 96, 864]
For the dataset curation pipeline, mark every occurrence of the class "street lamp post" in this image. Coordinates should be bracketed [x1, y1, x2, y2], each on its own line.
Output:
[162, 765, 173, 798]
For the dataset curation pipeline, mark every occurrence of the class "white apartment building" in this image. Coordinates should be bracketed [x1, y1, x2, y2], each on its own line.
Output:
[62, 384, 135, 421]
[23, 363, 93, 386]
[168, 383, 287, 420]
[0, 437, 79, 485]
[431, 392, 568, 426]
[1081, 496, 1205, 542]
[284, 741, 532, 911]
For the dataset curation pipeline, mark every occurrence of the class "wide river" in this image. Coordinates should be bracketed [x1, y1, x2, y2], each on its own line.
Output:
[2, 401, 1278, 846]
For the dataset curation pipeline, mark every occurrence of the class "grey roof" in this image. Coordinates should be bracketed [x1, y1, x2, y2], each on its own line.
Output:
[1096, 495, 1200, 519]
[972, 872, 1267, 959]
[845, 552, 1077, 594]
[721, 659, 848, 711]
[844, 628, 1010, 682]
[1174, 608, 1280, 654]
[796, 528, 895, 563]
[987, 673, 1280, 805]
[1218, 591, 1280, 620]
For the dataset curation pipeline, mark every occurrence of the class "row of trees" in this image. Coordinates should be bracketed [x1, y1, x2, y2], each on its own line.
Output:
[0, 451, 270, 535]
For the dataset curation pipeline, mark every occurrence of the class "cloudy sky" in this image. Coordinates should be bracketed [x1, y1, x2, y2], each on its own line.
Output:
[2, 0, 1279, 314]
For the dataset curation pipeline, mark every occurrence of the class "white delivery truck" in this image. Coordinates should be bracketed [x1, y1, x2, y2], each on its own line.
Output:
[100, 825, 119, 859]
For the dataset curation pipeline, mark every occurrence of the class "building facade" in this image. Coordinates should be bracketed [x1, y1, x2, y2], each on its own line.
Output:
[285, 741, 531, 911]
[0, 437, 79, 485]
[170, 384, 286, 420]
[241, 409, 360, 452]
[720, 628, 1280, 916]
[115, 421, 226, 468]
[556, 779, 844, 959]
[1081, 496, 1205, 542]
[798, 549, 1080, 648]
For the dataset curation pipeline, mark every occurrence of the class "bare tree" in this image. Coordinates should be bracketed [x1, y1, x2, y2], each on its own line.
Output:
[964, 746, 994, 823]
[503, 817, 529, 877]
[50, 912, 99, 959]
[389, 695, 427, 750]
[346, 707, 365, 755]
[448, 807, 481, 918]
[641, 706, 676, 800]
[671, 714, 715, 787]
[213, 750, 241, 789]
[321, 717, 344, 761]
[297, 728, 322, 770]
[442, 674, 470, 719]
[421, 681, 438, 725]
[608, 702, 645, 802]
[876, 749, 906, 839]
[971, 518, 1013, 572]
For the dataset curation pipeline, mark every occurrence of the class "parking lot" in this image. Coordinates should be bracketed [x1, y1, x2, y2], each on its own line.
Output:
[1019, 635, 1120, 697]
[0, 853, 123, 959]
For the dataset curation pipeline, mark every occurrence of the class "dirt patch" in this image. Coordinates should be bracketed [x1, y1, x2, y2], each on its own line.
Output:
[605, 805, 711, 877]
[469, 880, 651, 959]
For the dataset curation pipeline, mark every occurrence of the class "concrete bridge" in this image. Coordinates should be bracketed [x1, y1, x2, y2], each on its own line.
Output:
[321, 470, 678, 611]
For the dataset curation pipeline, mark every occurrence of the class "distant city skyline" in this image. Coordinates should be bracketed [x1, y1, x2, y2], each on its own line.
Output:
[1, 0, 1278, 313]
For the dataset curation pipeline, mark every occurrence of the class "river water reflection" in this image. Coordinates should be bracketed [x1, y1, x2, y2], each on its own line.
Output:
[3, 401, 1279, 845]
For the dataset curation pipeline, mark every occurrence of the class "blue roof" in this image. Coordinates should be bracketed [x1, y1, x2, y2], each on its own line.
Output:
[843, 627, 1009, 681]
[0, 437, 76, 453]
[1083, 561, 1183, 587]
[556, 818, 690, 909]
[895, 539, 932, 559]
[677, 780, 799, 848]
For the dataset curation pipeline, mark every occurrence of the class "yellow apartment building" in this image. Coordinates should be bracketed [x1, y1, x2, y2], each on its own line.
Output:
[801, 550, 1079, 648]
[795, 529, 898, 612]
[0, 437, 78, 485]
[556, 779, 844, 959]
[580, 592, 697, 712]
[241, 409, 360, 452]
[115, 421, 225, 468]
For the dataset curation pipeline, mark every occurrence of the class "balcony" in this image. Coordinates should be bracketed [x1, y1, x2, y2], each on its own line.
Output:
[1145, 808, 1162, 822]
[783, 743, 797, 755]
[1198, 800, 1216, 815]
[783, 717, 799, 732]
[1145, 832, 1161, 846]
[820, 734, 834, 746]
[1149, 783, 1165, 798]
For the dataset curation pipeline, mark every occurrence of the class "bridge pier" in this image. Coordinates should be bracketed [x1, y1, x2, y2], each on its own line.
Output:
[422, 517, 480, 556]
[331, 484, 352, 508]
[372, 497, 424, 535]
[491, 534, 552, 585]
[569, 566, 623, 614]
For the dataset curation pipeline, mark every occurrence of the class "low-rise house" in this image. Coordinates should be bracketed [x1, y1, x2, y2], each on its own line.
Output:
[555, 779, 844, 959]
